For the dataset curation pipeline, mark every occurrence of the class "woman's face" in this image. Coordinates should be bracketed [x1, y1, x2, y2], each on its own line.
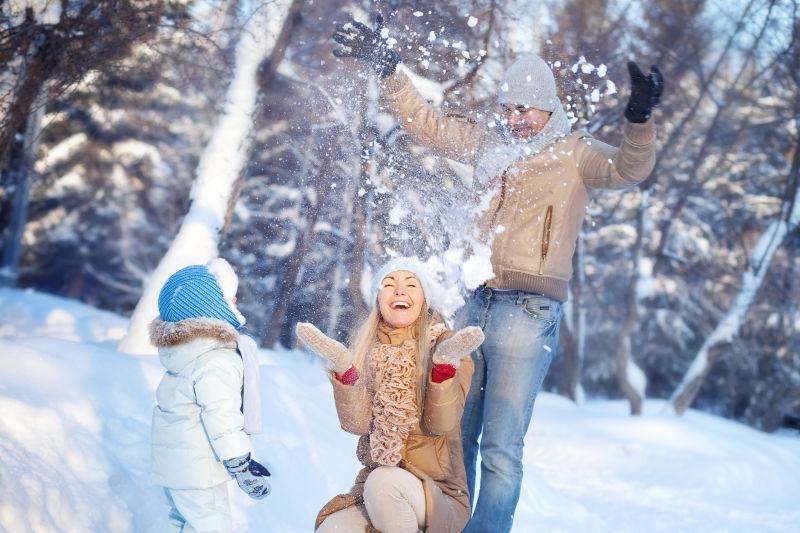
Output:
[377, 270, 425, 328]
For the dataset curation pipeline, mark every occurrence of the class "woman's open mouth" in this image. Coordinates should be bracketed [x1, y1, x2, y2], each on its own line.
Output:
[390, 301, 411, 310]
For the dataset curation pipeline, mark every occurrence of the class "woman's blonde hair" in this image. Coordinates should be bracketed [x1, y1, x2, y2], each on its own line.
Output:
[349, 294, 434, 408]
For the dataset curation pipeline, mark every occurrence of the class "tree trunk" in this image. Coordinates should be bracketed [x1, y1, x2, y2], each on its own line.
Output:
[263, 156, 334, 348]
[560, 233, 585, 403]
[0, 87, 46, 286]
[348, 122, 371, 319]
[327, 154, 359, 340]
[0, 37, 49, 166]
[256, 0, 304, 89]
[220, 0, 304, 235]
[119, 1, 295, 354]
[615, 191, 650, 415]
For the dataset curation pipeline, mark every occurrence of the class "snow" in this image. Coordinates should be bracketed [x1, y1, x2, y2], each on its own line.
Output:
[265, 239, 296, 259]
[34, 133, 88, 173]
[2, 289, 799, 531]
[460, 243, 495, 291]
[0, 288, 128, 342]
[388, 202, 409, 225]
[636, 256, 656, 300]
[7, 0, 61, 25]
[397, 64, 452, 106]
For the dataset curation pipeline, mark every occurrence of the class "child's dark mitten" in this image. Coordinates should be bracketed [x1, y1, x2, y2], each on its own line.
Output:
[223, 453, 271, 499]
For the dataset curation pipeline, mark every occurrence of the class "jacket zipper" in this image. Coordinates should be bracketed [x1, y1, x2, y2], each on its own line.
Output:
[489, 170, 509, 227]
[539, 205, 553, 275]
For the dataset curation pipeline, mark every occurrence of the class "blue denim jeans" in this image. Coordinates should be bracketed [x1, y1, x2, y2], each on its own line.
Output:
[455, 286, 563, 533]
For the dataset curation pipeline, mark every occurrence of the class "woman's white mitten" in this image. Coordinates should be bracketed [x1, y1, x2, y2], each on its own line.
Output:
[295, 322, 354, 374]
[432, 326, 485, 368]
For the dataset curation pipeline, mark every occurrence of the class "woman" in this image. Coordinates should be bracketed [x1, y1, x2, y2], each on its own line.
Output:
[296, 258, 484, 533]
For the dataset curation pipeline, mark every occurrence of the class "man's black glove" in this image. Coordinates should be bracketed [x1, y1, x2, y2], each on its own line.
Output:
[223, 453, 271, 500]
[625, 61, 664, 123]
[332, 14, 400, 79]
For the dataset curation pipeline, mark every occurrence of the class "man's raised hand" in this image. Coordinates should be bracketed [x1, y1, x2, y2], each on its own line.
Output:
[332, 14, 400, 78]
[625, 61, 664, 123]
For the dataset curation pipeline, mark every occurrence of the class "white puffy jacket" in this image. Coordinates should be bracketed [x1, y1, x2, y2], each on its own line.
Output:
[149, 317, 252, 489]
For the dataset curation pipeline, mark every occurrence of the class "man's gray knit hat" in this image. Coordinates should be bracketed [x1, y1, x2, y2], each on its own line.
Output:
[497, 54, 559, 112]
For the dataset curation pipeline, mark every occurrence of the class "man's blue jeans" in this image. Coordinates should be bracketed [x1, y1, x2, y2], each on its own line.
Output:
[455, 286, 563, 533]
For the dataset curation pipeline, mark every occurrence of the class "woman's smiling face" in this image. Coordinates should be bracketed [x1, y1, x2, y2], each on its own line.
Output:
[377, 270, 425, 328]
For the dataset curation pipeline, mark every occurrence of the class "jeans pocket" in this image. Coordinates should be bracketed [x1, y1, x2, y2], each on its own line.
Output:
[520, 296, 558, 324]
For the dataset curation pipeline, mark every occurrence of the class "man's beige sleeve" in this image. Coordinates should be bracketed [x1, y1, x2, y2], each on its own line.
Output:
[576, 119, 657, 189]
[381, 71, 486, 165]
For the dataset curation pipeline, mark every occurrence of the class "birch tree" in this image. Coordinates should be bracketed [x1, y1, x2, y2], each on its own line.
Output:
[669, 153, 800, 413]
[119, 0, 294, 353]
[0, 89, 45, 286]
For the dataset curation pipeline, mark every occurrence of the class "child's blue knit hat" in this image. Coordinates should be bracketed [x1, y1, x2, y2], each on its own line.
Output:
[158, 261, 244, 330]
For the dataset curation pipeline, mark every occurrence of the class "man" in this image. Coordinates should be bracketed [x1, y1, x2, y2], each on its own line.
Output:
[333, 15, 662, 533]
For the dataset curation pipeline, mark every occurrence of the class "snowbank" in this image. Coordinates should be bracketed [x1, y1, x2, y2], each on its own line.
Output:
[0, 288, 798, 532]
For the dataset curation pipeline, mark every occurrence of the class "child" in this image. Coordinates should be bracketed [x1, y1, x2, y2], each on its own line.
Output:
[150, 259, 269, 532]
[296, 257, 485, 533]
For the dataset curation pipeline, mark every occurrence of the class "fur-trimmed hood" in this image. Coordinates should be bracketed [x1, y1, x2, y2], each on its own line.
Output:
[150, 317, 239, 373]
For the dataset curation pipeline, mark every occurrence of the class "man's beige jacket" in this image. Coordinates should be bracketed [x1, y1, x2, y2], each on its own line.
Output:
[382, 71, 657, 302]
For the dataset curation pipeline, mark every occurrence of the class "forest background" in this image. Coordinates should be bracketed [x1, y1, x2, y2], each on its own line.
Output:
[1, 0, 798, 432]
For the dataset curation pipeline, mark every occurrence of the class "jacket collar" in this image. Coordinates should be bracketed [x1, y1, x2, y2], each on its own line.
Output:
[376, 320, 417, 346]
[149, 317, 239, 348]
[150, 317, 239, 373]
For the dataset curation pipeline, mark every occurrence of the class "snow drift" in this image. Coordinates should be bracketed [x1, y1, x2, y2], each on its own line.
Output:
[0, 287, 798, 532]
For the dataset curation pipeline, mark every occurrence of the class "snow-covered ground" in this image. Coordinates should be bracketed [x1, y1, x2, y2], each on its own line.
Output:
[1, 287, 798, 532]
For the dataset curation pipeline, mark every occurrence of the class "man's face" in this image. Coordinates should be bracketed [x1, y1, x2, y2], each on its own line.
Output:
[501, 104, 552, 139]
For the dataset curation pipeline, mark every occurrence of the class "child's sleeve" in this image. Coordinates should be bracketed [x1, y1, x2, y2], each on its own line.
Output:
[194, 351, 252, 461]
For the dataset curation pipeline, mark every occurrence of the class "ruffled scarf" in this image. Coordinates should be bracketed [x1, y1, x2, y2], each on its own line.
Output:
[369, 321, 420, 466]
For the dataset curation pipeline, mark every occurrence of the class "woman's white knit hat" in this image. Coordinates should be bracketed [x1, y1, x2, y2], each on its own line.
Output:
[497, 54, 559, 112]
[369, 257, 431, 307]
